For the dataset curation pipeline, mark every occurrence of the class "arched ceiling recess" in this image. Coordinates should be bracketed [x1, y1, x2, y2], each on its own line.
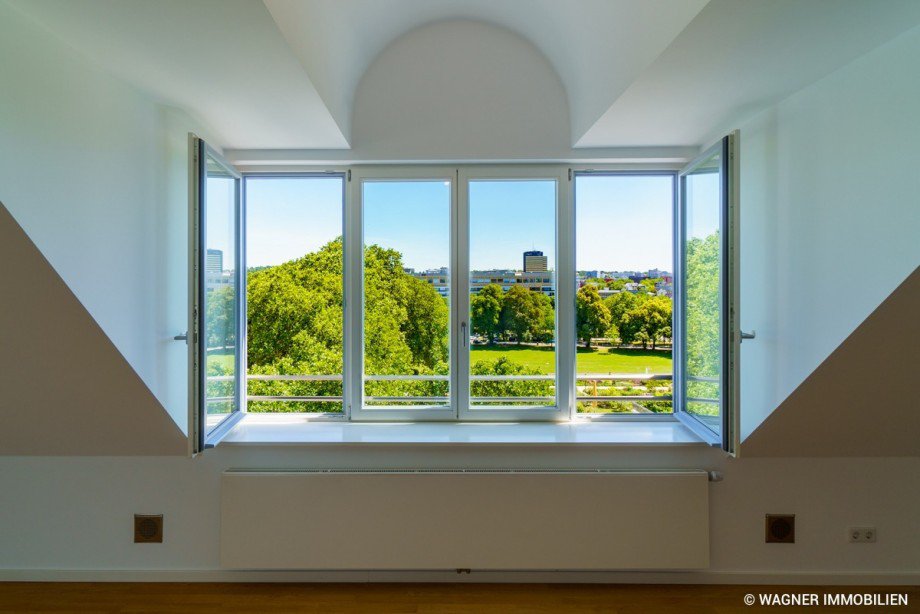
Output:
[350, 19, 569, 160]
[263, 0, 709, 147]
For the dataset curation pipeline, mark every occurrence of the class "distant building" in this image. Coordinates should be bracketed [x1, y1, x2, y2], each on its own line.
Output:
[413, 268, 555, 297]
[472, 270, 554, 295]
[413, 268, 450, 298]
[205, 249, 232, 293]
[206, 248, 223, 273]
[523, 250, 548, 272]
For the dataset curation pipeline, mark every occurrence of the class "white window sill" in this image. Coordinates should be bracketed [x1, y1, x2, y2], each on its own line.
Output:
[218, 414, 709, 446]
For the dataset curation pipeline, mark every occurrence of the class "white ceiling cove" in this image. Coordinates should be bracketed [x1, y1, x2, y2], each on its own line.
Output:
[4, 0, 349, 149]
[7, 0, 920, 154]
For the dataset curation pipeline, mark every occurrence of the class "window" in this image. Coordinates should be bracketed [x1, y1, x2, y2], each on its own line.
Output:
[354, 172, 453, 419]
[574, 173, 675, 416]
[675, 133, 740, 453]
[465, 176, 559, 412]
[244, 174, 345, 414]
[189, 137, 243, 452]
[189, 138, 738, 452]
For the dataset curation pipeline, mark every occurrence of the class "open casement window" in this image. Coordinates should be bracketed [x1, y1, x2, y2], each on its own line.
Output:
[189, 135, 245, 453]
[674, 131, 740, 454]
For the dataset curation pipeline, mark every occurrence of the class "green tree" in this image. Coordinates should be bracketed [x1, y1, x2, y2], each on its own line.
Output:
[640, 295, 672, 349]
[640, 277, 662, 294]
[470, 356, 552, 403]
[537, 293, 555, 343]
[575, 285, 611, 348]
[247, 238, 343, 367]
[621, 295, 672, 350]
[245, 238, 450, 412]
[501, 286, 550, 344]
[685, 232, 721, 409]
[205, 285, 236, 349]
[400, 275, 449, 370]
[603, 291, 640, 345]
[470, 283, 504, 344]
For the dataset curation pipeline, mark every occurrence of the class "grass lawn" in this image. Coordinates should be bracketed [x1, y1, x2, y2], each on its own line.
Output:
[471, 345, 672, 375]
[226, 345, 670, 376]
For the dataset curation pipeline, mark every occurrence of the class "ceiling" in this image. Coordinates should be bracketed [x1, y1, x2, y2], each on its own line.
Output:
[7, 0, 920, 155]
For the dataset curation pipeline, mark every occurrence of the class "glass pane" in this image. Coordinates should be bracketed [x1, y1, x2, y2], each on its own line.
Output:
[245, 176, 345, 413]
[682, 151, 723, 435]
[574, 175, 674, 414]
[468, 180, 556, 407]
[203, 155, 238, 429]
[363, 180, 451, 407]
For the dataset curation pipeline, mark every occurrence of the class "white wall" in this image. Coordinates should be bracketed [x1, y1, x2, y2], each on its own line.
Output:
[2, 0, 919, 581]
[1, 450, 917, 580]
[351, 20, 570, 161]
[0, 1, 218, 432]
[736, 23, 920, 438]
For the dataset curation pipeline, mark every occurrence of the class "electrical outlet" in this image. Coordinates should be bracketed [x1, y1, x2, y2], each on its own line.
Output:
[848, 526, 876, 543]
[134, 514, 163, 543]
[765, 514, 795, 543]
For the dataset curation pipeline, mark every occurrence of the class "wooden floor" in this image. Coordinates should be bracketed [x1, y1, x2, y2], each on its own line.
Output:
[0, 583, 917, 614]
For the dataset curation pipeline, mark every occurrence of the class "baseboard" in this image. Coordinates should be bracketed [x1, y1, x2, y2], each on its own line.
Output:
[1, 569, 918, 585]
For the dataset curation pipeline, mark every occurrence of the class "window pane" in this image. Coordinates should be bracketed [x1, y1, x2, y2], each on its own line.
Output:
[574, 175, 674, 414]
[244, 176, 345, 413]
[683, 153, 723, 434]
[468, 180, 556, 407]
[363, 180, 451, 407]
[203, 156, 238, 428]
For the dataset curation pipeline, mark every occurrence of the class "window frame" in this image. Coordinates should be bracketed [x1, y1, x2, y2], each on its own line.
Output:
[191, 154, 737, 440]
[458, 165, 572, 421]
[242, 171, 349, 421]
[569, 169, 680, 422]
[672, 132, 740, 454]
[189, 136, 246, 453]
[349, 166, 459, 421]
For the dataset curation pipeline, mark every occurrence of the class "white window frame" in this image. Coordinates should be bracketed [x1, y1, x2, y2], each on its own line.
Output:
[348, 166, 459, 421]
[189, 135, 246, 453]
[568, 168, 680, 423]
[457, 166, 572, 421]
[243, 171, 349, 421]
[672, 131, 740, 454]
[191, 152, 738, 442]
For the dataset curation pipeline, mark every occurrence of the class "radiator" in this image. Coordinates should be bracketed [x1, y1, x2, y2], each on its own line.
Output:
[220, 470, 709, 570]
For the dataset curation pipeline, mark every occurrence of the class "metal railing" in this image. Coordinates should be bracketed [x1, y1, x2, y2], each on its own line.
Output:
[206, 372, 676, 406]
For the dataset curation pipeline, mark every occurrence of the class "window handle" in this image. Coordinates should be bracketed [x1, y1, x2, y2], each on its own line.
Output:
[174, 331, 188, 342]
[461, 321, 468, 347]
[740, 330, 756, 342]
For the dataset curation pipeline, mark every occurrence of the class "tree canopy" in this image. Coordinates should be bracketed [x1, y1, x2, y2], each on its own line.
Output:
[469, 283, 554, 345]
[575, 285, 611, 348]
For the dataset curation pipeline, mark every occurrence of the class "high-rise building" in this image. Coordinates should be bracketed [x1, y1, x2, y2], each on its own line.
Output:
[206, 249, 223, 273]
[523, 250, 547, 272]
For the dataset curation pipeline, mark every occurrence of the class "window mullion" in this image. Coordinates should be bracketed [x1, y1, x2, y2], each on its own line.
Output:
[556, 167, 576, 419]
[344, 168, 362, 420]
[455, 170, 471, 418]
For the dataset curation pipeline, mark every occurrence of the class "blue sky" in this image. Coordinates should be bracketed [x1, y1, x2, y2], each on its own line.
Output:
[575, 175, 673, 272]
[365, 179, 558, 271]
[217, 172, 719, 272]
[246, 176, 343, 268]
